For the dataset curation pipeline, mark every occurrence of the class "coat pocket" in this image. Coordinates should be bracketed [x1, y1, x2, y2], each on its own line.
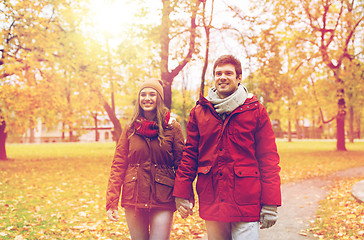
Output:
[155, 172, 175, 203]
[122, 168, 137, 200]
[196, 166, 214, 205]
[233, 166, 261, 205]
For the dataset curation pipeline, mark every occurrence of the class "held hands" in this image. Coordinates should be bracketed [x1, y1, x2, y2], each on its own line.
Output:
[260, 205, 278, 229]
[175, 197, 193, 219]
[106, 209, 119, 221]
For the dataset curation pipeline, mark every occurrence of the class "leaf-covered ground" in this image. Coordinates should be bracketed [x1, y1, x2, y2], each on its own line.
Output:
[309, 177, 364, 239]
[0, 141, 363, 239]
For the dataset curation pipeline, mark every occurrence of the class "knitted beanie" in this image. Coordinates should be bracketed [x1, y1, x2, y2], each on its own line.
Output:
[139, 78, 164, 100]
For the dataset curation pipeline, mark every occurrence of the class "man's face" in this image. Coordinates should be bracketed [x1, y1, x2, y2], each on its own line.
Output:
[214, 64, 241, 98]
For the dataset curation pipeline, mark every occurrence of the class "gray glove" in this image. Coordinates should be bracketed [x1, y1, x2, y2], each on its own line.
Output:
[106, 209, 119, 221]
[175, 197, 193, 219]
[260, 205, 278, 229]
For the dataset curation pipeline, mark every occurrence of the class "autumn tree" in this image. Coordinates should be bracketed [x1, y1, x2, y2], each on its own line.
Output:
[225, 4, 289, 133]
[0, 0, 130, 150]
[0, 0, 123, 157]
[0, 0, 68, 156]
[51, 4, 105, 141]
[344, 57, 364, 142]
[160, 0, 201, 109]
[270, 0, 362, 150]
[300, 0, 363, 150]
[228, 0, 363, 150]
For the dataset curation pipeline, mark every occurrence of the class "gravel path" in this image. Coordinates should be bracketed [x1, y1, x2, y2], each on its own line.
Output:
[200, 166, 364, 240]
[259, 177, 328, 239]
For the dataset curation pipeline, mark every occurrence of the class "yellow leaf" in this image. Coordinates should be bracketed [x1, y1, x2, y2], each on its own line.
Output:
[347, 214, 356, 219]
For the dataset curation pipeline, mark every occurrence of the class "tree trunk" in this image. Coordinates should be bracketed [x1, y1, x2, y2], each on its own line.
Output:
[311, 110, 315, 139]
[358, 115, 361, 139]
[336, 108, 347, 151]
[161, 0, 171, 108]
[336, 84, 347, 150]
[288, 120, 292, 142]
[163, 80, 172, 110]
[94, 87, 122, 142]
[0, 119, 7, 160]
[62, 122, 65, 141]
[201, 0, 213, 96]
[69, 130, 73, 142]
[160, 0, 200, 109]
[30, 128, 35, 143]
[181, 69, 188, 140]
[102, 99, 122, 142]
[348, 106, 354, 143]
[94, 113, 99, 142]
[200, 27, 210, 96]
[296, 119, 301, 139]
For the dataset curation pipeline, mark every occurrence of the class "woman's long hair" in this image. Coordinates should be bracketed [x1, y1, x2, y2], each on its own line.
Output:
[128, 91, 168, 145]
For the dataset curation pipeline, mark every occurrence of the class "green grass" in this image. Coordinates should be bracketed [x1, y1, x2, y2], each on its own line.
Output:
[0, 141, 363, 239]
[0, 143, 128, 239]
[277, 141, 364, 183]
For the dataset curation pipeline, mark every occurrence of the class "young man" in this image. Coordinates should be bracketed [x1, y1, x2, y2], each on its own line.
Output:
[173, 55, 281, 239]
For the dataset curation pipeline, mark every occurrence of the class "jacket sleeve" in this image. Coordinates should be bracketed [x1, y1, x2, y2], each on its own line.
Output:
[106, 126, 130, 211]
[173, 107, 199, 199]
[171, 121, 185, 170]
[255, 104, 281, 206]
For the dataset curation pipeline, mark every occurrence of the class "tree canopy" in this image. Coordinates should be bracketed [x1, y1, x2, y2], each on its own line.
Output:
[1, 0, 363, 156]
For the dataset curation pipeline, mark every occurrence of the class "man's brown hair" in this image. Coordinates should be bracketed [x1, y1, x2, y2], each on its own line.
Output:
[213, 55, 242, 78]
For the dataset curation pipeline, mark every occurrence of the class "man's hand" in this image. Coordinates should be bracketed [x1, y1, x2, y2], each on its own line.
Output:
[175, 197, 193, 219]
[260, 205, 278, 229]
[107, 209, 119, 221]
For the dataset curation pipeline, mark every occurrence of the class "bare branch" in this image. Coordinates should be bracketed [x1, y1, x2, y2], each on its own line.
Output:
[168, 1, 200, 81]
[342, 15, 364, 59]
[169, 29, 191, 41]
[308, 75, 337, 124]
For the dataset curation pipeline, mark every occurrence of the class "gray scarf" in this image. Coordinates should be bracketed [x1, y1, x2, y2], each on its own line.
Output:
[206, 84, 250, 116]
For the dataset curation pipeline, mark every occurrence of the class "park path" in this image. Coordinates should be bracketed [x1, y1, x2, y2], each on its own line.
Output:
[199, 166, 364, 240]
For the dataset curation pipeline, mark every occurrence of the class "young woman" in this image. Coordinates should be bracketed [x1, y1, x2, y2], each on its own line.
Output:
[106, 79, 184, 240]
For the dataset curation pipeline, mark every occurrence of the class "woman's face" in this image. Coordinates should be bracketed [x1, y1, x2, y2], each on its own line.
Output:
[139, 88, 157, 112]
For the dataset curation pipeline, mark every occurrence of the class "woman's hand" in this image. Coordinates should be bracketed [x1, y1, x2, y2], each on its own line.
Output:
[175, 197, 193, 219]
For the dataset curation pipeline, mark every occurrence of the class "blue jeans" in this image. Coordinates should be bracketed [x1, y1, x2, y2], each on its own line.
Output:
[205, 221, 259, 240]
[125, 207, 174, 240]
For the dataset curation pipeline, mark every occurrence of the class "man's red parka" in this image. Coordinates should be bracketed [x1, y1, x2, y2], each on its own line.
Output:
[173, 95, 281, 222]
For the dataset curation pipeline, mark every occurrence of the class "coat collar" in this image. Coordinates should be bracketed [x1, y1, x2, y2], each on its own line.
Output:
[197, 91, 259, 121]
[198, 91, 258, 108]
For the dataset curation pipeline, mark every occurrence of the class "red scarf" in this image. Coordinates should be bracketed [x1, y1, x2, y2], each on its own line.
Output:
[133, 112, 170, 138]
